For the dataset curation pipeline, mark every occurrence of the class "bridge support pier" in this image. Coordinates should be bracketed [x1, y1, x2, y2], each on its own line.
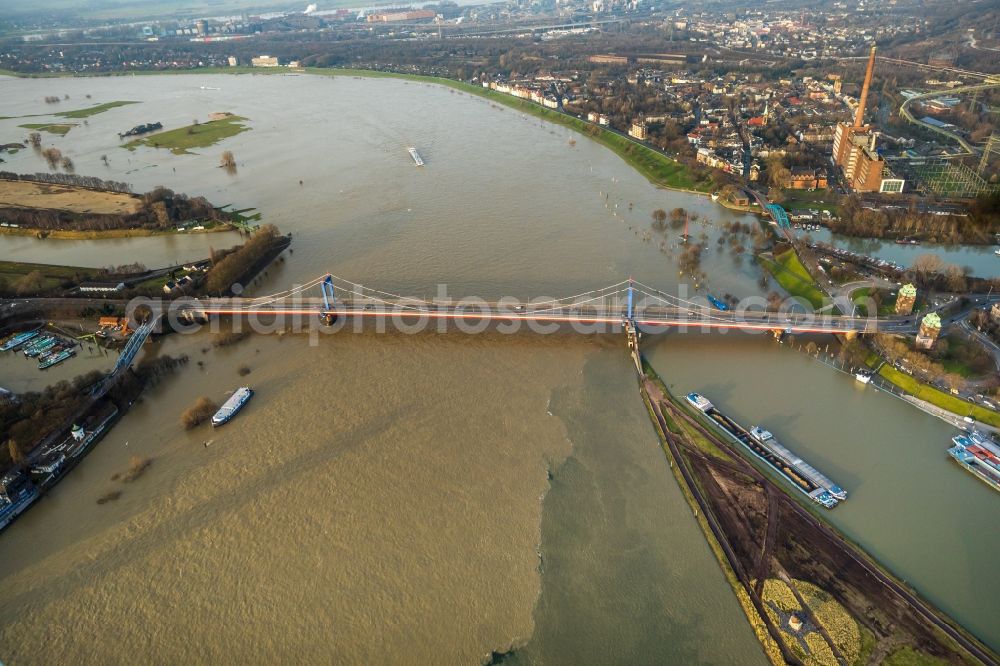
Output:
[320, 274, 337, 326]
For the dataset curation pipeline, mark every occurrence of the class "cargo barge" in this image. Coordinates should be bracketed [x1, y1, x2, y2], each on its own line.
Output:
[685, 392, 844, 508]
[24, 336, 57, 357]
[212, 387, 254, 426]
[119, 121, 162, 138]
[948, 430, 1000, 492]
[39, 348, 76, 369]
[0, 330, 39, 351]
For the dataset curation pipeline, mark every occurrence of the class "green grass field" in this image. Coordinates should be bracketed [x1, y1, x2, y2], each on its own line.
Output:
[19, 122, 77, 135]
[124, 115, 249, 155]
[883, 646, 949, 666]
[779, 189, 841, 214]
[760, 248, 827, 310]
[54, 100, 139, 118]
[878, 364, 1000, 427]
[0, 259, 98, 292]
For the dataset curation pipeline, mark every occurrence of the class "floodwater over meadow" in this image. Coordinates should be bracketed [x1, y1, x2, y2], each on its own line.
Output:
[0, 73, 997, 660]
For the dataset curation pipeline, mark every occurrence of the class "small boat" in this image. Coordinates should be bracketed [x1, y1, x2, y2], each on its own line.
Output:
[855, 372, 871, 384]
[407, 146, 424, 166]
[685, 392, 714, 412]
[995, 247, 1000, 256]
[711, 191, 720, 201]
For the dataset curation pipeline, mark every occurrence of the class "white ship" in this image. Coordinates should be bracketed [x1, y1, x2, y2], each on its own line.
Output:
[407, 146, 425, 166]
[212, 387, 254, 426]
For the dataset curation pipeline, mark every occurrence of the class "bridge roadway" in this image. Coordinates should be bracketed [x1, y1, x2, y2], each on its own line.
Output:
[194, 298, 920, 335]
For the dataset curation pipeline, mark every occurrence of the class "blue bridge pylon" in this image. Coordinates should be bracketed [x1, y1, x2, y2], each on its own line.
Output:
[320, 274, 337, 325]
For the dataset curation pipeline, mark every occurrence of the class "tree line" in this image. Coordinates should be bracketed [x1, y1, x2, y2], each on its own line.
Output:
[828, 196, 1000, 245]
[0, 171, 133, 194]
[204, 224, 286, 295]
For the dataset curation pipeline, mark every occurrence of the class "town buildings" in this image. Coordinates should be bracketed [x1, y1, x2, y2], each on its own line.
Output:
[251, 55, 279, 67]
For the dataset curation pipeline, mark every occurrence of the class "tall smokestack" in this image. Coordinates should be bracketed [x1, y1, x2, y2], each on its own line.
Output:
[853, 45, 877, 128]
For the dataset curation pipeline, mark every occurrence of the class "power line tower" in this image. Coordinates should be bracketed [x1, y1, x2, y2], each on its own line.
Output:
[979, 132, 1000, 176]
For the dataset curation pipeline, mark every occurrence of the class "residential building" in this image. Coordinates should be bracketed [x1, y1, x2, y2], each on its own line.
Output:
[895, 284, 917, 315]
[916, 312, 942, 349]
[786, 167, 827, 190]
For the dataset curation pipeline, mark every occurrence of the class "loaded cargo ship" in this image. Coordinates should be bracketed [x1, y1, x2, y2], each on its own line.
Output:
[948, 430, 1000, 492]
[685, 392, 845, 508]
[212, 387, 254, 426]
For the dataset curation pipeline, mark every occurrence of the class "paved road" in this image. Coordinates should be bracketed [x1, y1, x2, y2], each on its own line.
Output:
[194, 297, 922, 334]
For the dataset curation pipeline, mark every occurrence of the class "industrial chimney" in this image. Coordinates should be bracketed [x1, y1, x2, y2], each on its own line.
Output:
[853, 45, 877, 128]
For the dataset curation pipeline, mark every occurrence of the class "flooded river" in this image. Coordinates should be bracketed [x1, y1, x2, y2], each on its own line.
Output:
[0, 72, 997, 660]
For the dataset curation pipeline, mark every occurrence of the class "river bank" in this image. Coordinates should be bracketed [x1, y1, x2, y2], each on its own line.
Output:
[0, 224, 233, 239]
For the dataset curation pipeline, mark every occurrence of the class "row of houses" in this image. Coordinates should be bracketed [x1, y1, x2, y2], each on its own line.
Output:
[481, 80, 564, 109]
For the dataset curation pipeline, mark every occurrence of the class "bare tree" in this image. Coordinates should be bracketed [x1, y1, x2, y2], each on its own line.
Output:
[220, 150, 237, 175]
[911, 253, 944, 280]
[41, 147, 62, 169]
[943, 265, 968, 293]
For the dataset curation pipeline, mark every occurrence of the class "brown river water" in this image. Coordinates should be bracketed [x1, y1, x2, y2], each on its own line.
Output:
[0, 73, 997, 661]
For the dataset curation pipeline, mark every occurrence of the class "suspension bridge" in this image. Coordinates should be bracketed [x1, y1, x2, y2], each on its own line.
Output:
[170, 273, 916, 334]
[91, 272, 920, 385]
